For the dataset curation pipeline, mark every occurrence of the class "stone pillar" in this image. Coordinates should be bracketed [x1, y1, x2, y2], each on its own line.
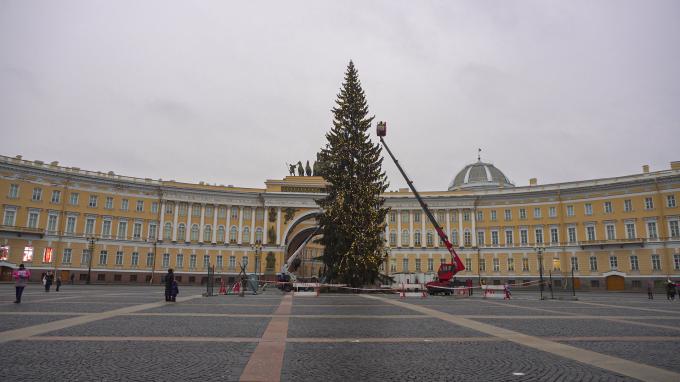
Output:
[172, 202, 179, 242]
[397, 209, 402, 247]
[237, 206, 244, 244]
[276, 207, 282, 245]
[186, 204, 192, 242]
[212, 205, 218, 243]
[199, 204, 205, 243]
[158, 201, 166, 241]
[263, 207, 269, 245]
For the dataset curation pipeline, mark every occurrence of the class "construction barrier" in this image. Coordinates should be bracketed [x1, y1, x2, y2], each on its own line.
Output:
[293, 282, 320, 297]
[481, 285, 511, 299]
[400, 283, 427, 298]
[218, 279, 227, 295]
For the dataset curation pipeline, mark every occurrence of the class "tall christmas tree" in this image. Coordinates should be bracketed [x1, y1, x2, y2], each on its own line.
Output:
[317, 61, 389, 287]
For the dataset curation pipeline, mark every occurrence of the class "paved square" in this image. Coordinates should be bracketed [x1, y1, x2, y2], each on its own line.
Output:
[1, 285, 679, 381]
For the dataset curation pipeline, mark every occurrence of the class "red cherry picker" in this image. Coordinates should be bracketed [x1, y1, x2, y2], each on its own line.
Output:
[377, 121, 467, 295]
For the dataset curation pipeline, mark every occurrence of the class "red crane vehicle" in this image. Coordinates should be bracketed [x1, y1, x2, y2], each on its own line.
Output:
[377, 122, 466, 295]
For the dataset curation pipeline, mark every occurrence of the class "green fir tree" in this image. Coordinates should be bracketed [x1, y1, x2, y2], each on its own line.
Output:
[317, 61, 389, 287]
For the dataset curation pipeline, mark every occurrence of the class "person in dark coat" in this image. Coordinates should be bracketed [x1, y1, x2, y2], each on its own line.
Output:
[56, 277, 62, 292]
[170, 279, 179, 302]
[164, 269, 175, 302]
[44, 271, 54, 292]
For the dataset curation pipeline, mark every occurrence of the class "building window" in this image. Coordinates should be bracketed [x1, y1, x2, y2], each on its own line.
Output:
[164, 223, 172, 240]
[116, 251, 124, 265]
[89, 195, 98, 208]
[228, 255, 236, 269]
[189, 254, 197, 269]
[491, 231, 499, 246]
[493, 258, 500, 272]
[522, 258, 529, 272]
[605, 224, 615, 240]
[549, 207, 556, 218]
[589, 256, 598, 271]
[507, 257, 514, 271]
[624, 199, 632, 212]
[520, 229, 528, 245]
[389, 230, 397, 245]
[477, 231, 485, 246]
[651, 255, 661, 271]
[131, 252, 139, 266]
[490, 210, 496, 221]
[231, 206, 238, 219]
[105, 197, 113, 209]
[203, 255, 210, 268]
[151, 202, 158, 213]
[230, 226, 238, 243]
[535, 228, 544, 244]
[463, 211, 470, 221]
[568, 227, 576, 243]
[27, 211, 39, 228]
[426, 231, 433, 247]
[136, 200, 144, 212]
[425, 258, 433, 271]
[414, 211, 421, 223]
[584, 203, 592, 216]
[414, 230, 421, 246]
[121, 199, 129, 211]
[609, 256, 617, 270]
[519, 208, 527, 219]
[242, 227, 250, 243]
[504, 209, 512, 221]
[51, 190, 61, 203]
[133, 222, 142, 239]
[464, 231, 471, 247]
[604, 201, 612, 214]
[255, 227, 263, 243]
[176, 254, 184, 268]
[177, 224, 186, 242]
[668, 195, 677, 208]
[148, 223, 157, 240]
[47, 214, 58, 233]
[647, 221, 658, 239]
[625, 223, 636, 239]
[401, 230, 409, 245]
[586, 226, 595, 241]
[66, 216, 76, 234]
[670, 220, 680, 238]
[192, 204, 201, 217]
[477, 210, 484, 221]
[177, 203, 187, 216]
[566, 205, 574, 217]
[505, 231, 514, 246]
[102, 220, 112, 237]
[215, 255, 223, 268]
[205, 205, 214, 217]
[204, 225, 213, 242]
[570, 256, 578, 271]
[85, 218, 95, 235]
[23, 246, 33, 262]
[630, 255, 639, 271]
[414, 258, 421, 271]
[437, 211, 445, 224]
[42, 247, 53, 263]
[550, 228, 558, 244]
[9, 184, 19, 198]
[63, 248, 72, 264]
[165, 202, 174, 214]
[146, 253, 154, 267]
[451, 230, 458, 246]
[463, 258, 471, 270]
[32, 187, 42, 201]
[533, 208, 541, 218]
[389, 211, 396, 223]
[4, 209, 17, 226]
[190, 224, 199, 241]
[645, 197, 654, 210]
[99, 250, 108, 265]
[70, 192, 79, 205]
[117, 221, 127, 240]
[673, 254, 680, 270]
[479, 258, 486, 272]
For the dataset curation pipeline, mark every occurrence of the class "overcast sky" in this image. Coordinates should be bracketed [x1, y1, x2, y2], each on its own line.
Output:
[1, 1, 679, 191]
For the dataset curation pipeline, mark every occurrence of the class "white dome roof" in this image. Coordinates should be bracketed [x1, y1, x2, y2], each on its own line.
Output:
[448, 161, 514, 191]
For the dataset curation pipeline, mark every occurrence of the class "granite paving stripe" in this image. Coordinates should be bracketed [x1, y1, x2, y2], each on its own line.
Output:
[561, 341, 680, 374]
[0, 340, 256, 381]
[572, 301, 680, 314]
[45, 315, 271, 337]
[549, 336, 680, 342]
[139, 304, 278, 314]
[0, 314, 82, 332]
[364, 294, 680, 382]
[124, 313, 427, 319]
[600, 318, 680, 332]
[0, 294, 202, 344]
[28, 335, 261, 342]
[470, 318, 679, 337]
[240, 293, 292, 382]
[291, 305, 423, 316]
[0, 302, 159, 313]
[288, 317, 489, 338]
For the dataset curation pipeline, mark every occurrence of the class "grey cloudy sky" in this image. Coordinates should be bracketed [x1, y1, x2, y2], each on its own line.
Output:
[1, 1, 679, 191]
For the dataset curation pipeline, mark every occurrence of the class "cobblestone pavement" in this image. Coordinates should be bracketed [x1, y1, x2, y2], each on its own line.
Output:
[0, 285, 679, 381]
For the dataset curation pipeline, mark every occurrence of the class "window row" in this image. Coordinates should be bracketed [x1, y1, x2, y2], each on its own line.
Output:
[163, 203, 266, 220]
[162, 223, 264, 244]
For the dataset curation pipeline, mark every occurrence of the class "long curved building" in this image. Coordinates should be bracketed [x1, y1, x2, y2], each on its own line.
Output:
[1, 154, 679, 291]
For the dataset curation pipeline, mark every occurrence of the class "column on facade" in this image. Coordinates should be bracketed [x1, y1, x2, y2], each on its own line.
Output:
[250, 207, 256, 244]
[409, 210, 414, 247]
[158, 201, 166, 241]
[262, 206, 269, 245]
[276, 207, 282, 245]
[237, 206, 244, 244]
[199, 204, 205, 243]
[445, 209, 451, 243]
[385, 214, 390, 246]
[212, 205, 218, 243]
[433, 209, 439, 248]
[172, 202, 179, 242]
[186, 204, 192, 242]
[397, 209, 402, 247]
[458, 209, 464, 245]
[421, 209, 426, 248]
[471, 207, 477, 247]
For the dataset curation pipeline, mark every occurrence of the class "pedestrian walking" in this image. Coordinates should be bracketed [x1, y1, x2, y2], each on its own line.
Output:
[56, 277, 62, 292]
[504, 283, 512, 300]
[12, 264, 31, 303]
[466, 279, 473, 296]
[170, 279, 179, 302]
[44, 271, 54, 292]
[647, 280, 654, 299]
[668, 280, 677, 301]
[164, 268, 175, 302]
[70, 273, 75, 285]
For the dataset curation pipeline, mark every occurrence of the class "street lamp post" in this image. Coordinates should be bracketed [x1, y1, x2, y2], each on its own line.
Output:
[251, 242, 262, 290]
[534, 246, 545, 300]
[86, 236, 97, 285]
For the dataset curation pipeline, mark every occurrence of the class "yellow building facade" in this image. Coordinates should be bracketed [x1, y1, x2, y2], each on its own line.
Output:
[1, 154, 679, 291]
